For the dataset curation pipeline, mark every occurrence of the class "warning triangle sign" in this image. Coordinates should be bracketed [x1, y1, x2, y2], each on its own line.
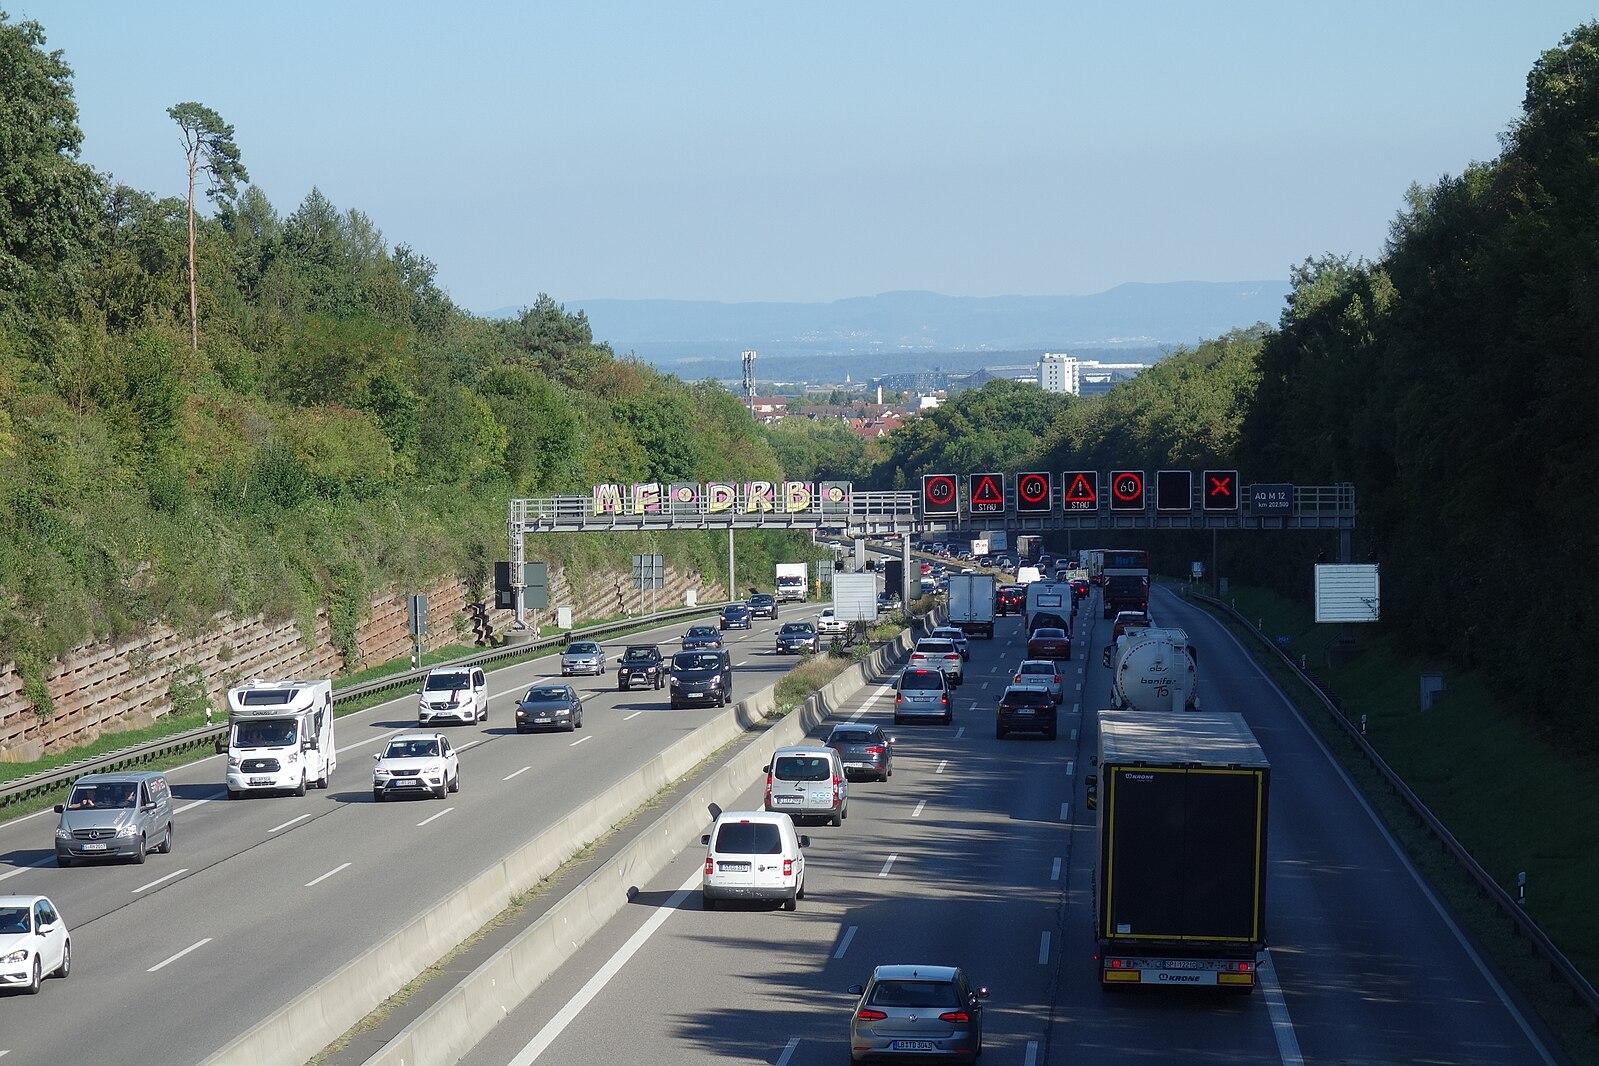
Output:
[1065, 473, 1097, 504]
[971, 474, 1004, 507]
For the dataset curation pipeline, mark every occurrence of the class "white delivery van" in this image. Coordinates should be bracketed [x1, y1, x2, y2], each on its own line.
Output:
[700, 810, 810, 911]
[223, 679, 337, 798]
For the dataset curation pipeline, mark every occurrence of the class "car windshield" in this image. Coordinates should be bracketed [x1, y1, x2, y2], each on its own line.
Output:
[424, 672, 470, 691]
[234, 719, 297, 749]
[713, 822, 782, 855]
[623, 649, 655, 661]
[67, 782, 138, 810]
[780, 624, 813, 635]
[750, 594, 772, 603]
[934, 629, 962, 639]
[0, 907, 29, 934]
[917, 641, 955, 653]
[1019, 662, 1057, 676]
[830, 729, 879, 745]
[774, 755, 831, 782]
[687, 627, 715, 637]
[1033, 629, 1066, 640]
[385, 739, 440, 759]
[674, 653, 722, 670]
[525, 686, 569, 702]
[723, 606, 747, 615]
[567, 642, 599, 655]
[869, 979, 961, 1008]
[1004, 688, 1054, 706]
[900, 670, 944, 691]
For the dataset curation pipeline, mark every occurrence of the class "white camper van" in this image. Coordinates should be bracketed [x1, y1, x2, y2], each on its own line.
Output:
[223, 679, 337, 798]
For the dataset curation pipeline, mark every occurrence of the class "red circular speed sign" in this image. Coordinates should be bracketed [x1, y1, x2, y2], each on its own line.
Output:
[922, 474, 957, 513]
[1018, 473, 1048, 504]
[1113, 472, 1143, 501]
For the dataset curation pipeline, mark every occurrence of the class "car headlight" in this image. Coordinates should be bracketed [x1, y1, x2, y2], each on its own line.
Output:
[710, 676, 722, 687]
[374, 768, 391, 778]
[670, 676, 679, 687]
[1, 949, 27, 964]
[117, 823, 139, 837]
[554, 707, 570, 715]
[56, 828, 72, 840]
[227, 757, 240, 768]
[516, 709, 527, 718]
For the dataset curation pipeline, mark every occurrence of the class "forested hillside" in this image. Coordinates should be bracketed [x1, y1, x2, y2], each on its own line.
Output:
[0, 13, 787, 701]
[854, 24, 1599, 738]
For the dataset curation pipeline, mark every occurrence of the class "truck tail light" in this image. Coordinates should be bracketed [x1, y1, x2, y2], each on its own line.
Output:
[783, 858, 793, 877]
[704, 856, 714, 876]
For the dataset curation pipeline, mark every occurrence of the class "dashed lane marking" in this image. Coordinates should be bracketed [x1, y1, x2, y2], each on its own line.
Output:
[304, 862, 351, 888]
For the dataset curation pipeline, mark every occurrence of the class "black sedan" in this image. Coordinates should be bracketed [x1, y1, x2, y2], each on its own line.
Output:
[617, 646, 665, 690]
[515, 684, 584, 733]
[719, 603, 753, 631]
[668, 650, 733, 708]
[747, 593, 779, 619]
[775, 622, 820, 654]
[681, 624, 723, 650]
[826, 723, 893, 781]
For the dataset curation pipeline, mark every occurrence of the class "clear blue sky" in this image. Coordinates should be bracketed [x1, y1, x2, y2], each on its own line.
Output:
[15, 1, 1597, 310]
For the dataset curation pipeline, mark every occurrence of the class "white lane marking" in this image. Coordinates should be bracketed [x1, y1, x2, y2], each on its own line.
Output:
[0, 858, 52, 884]
[878, 853, 898, 878]
[735, 659, 748, 667]
[1169, 587, 1555, 1066]
[416, 807, 454, 828]
[1065, 760, 1075, 777]
[132, 868, 188, 894]
[147, 937, 212, 972]
[1070, 728, 1078, 741]
[1, 1049, 11, 1059]
[775, 1037, 800, 1066]
[1051, 857, 1062, 881]
[1071, 702, 1080, 715]
[622, 711, 643, 721]
[1075, 681, 1082, 691]
[267, 812, 313, 834]
[570, 735, 593, 747]
[1038, 930, 1051, 964]
[1059, 802, 1071, 821]
[335, 726, 405, 756]
[503, 766, 531, 781]
[174, 796, 216, 814]
[833, 926, 858, 959]
[911, 800, 926, 818]
[935, 759, 947, 774]
[954, 726, 965, 739]
[1024, 1041, 1039, 1066]
[1259, 951, 1304, 1066]
[304, 862, 352, 888]
[506, 870, 699, 1064]
[456, 739, 483, 752]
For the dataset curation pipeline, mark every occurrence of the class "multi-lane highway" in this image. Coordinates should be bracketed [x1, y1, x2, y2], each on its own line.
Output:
[452, 585, 1558, 1066]
[0, 604, 831, 1063]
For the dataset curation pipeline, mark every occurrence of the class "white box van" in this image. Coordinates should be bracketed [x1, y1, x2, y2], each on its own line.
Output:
[223, 680, 336, 798]
[700, 811, 810, 910]
[763, 745, 848, 826]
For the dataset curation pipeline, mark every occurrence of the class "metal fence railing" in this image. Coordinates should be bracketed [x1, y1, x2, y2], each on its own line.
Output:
[1182, 586, 1599, 1026]
[0, 602, 727, 814]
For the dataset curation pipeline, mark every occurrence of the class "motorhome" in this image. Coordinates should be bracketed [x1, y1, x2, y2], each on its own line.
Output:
[222, 679, 337, 798]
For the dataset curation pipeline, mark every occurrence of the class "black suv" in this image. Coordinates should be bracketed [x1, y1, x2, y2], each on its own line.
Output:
[995, 684, 1058, 740]
[747, 593, 778, 619]
[669, 650, 733, 708]
[617, 645, 665, 690]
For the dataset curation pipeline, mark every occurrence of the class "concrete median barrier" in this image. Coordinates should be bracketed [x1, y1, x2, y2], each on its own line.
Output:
[203, 617, 928, 1066]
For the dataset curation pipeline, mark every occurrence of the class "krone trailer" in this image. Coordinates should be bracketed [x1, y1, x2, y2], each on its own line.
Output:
[1110, 627, 1199, 712]
[1087, 709, 1269, 992]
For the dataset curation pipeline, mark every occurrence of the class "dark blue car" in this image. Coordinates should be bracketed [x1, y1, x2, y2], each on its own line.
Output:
[720, 603, 753, 631]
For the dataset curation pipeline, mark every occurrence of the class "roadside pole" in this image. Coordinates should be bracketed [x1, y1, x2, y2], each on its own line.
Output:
[727, 527, 735, 602]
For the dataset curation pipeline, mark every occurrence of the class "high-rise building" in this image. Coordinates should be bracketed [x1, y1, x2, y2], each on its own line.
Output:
[1038, 352, 1148, 396]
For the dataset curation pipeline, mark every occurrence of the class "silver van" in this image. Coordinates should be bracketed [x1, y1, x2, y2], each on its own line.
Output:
[763, 745, 848, 826]
[54, 771, 174, 866]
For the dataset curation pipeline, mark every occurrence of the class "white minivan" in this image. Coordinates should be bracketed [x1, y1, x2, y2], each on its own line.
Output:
[700, 811, 809, 911]
[764, 745, 848, 826]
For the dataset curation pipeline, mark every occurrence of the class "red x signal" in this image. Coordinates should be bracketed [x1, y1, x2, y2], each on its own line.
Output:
[1203, 469, 1239, 512]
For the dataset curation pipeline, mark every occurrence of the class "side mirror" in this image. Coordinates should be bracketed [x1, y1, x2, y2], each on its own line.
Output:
[142, 802, 157, 812]
[700, 834, 711, 845]
[847, 984, 865, 996]
[761, 764, 771, 774]
[888, 736, 897, 746]
[373, 753, 382, 761]
[799, 835, 811, 848]
[54, 804, 64, 814]
[38, 922, 55, 934]
[1085, 774, 1099, 811]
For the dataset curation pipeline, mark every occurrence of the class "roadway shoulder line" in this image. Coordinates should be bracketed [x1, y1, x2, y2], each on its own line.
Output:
[833, 925, 858, 960]
[415, 807, 454, 828]
[148, 937, 212, 972]
[505, 871, 700, 1065]
[1259, 951, 1304, 1066]
[267, 812, 313, 833]
[132, 868, 188, 894]
[305, 862, 352, 888]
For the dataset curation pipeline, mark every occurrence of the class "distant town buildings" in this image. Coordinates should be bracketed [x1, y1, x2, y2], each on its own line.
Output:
[1038, 352, 1148, 396]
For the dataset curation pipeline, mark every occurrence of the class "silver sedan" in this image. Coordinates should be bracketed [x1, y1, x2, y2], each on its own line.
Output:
[560, 641, 606, 676]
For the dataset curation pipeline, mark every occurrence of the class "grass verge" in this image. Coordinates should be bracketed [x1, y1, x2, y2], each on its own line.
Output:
[1180, 580, 1599, 1063]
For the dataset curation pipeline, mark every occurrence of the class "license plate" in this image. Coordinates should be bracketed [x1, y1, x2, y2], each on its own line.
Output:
[718, 862, 750, 872]
[687, 692, 704, 698]
[393, 780, 420, 788]
[846, 762, 871, 770]
[80, 842, 107, 852]
[1015, 708, 1034, 715]
[773, 796, 801, 805]
[249, 778, 272, 786]
[534, 717, 551, 723]
[891, 1041, 936, 1052]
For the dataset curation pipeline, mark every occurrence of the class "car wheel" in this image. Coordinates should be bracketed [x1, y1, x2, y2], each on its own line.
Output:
[25, 956, 40, 995]
[701, 894, 716, 911]
[830, 809, 843, 828]
[577, 714, 584, 728]
[566, 717, 577, 732]
[294, 773, 307, 798]
[433, 781, 447, 799]
[617, 681, 627, 691]
[54, 940, 70, 979]
[373, 789, 384, 802]
[133, 833, 147, 864]
[227, 788, 240, 800]
[448, 769, 460, 793]
[797, 876, 806, 900]
[782, 892, 798, 912]
[159, 823, 173, 854]
[517, 726, 527, 734]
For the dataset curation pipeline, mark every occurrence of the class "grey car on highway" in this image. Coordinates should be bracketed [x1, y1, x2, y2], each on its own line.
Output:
[54, 771, 174, 866]
[894, 667, 951, 725]
[848, 964, 987, 1061]
[515, 684, 584, 733]
[560, 640, 606, 676]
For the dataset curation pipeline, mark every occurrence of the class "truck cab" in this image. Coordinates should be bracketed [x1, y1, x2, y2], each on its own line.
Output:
[223, 679, 336, 799]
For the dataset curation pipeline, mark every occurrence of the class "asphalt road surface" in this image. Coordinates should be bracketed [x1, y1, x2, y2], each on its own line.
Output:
[455, 585, 1557, 1066]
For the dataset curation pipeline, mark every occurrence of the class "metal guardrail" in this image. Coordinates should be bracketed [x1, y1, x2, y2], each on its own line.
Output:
[1182, 586, 1599, 1024]
[0, 602, 729, 814]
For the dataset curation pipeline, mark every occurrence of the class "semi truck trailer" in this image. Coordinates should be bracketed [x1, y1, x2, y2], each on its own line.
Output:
[1086, 709, 1269, 992]
[1108, 627, 1199, 712]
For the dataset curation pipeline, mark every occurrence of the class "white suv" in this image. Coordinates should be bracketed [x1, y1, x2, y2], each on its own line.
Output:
[372, 733, 459, 800]
[418, 667, 487, 726]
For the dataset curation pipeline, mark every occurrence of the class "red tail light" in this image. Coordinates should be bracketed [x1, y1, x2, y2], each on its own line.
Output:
[832, 775, 842, 804]
[704, 856, 714, 876]
[945, 653, 959, 661]
[941, 694, 949, 704]
[865, 745, 884, 755]
[856, 1008, 888, 1021]
[939, 1011, 969, 1023]
[1014, 674, 1021, 682]
[764, 773, 773, 806]
[782, 858, 793, 877]
[895, 693, 903, 705]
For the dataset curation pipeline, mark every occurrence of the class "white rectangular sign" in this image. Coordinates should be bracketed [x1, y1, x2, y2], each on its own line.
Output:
[832, 573, 879, 623]
[1314, 564, 1380, 623]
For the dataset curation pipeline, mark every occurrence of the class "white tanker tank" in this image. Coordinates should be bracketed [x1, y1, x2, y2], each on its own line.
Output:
[1110, 627, 1199, 712]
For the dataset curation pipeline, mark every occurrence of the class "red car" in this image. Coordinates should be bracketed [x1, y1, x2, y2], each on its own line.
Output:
[1027, 627, 1073, 660]
[1070, 579, 1089, 601]
[995, 585, 1026, 616]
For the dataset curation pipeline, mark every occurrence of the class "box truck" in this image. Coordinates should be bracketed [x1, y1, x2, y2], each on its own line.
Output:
[1025, 580, 1075, 633]
[947, 574, 997, 639]
[1086, 710, 1269, 992]
[775, 563, 809, 602]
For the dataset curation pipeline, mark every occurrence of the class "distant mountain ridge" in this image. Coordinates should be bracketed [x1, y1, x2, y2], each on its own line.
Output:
[482, 282, 1289, 363]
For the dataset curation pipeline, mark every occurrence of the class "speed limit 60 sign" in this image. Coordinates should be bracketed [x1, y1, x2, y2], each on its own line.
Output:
[922, 474, 958, 516]
[1109, 470, 1146, 512]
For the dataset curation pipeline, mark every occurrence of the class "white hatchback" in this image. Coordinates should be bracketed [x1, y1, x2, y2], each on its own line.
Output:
[0, 895, 70, 994]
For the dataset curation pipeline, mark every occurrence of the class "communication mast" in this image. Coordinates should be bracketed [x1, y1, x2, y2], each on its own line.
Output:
[741, 349, 757, 412]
